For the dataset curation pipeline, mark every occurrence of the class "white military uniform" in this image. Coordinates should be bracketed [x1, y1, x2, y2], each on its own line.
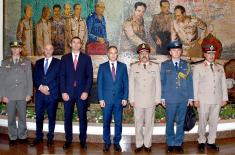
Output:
[193, 60, 228, 144]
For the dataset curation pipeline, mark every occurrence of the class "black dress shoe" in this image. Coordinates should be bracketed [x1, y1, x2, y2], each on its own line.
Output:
[30, 139, 43, 147]
[144, 146, 151, 152]
[207, 143, 219, 151]
[18, 138, 29, 144]
[9, 140, 17, 146]
[175, 146, 184, 153]
[103, 144, 110, 152]
[80, 142, 87, 149]
[63, 141, 72, 150]
[134, 146, 143, 153]
[198, 143, 205, 152]
[114, 144, 122, 152]
[47, 139, 53, 147]
[167, 146, 174, 153]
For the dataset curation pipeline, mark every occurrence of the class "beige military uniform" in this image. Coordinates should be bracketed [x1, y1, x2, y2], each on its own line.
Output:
[65, 16, 87, 52]
[193, 61, 228, 144]
[129, 61, 161, 148]
[171, 16, 207, 58]
[2, 57, 33, 140]
[36, 18, 52, 55]
[16, 17, 34, 56]
[120, 16, 146, 52]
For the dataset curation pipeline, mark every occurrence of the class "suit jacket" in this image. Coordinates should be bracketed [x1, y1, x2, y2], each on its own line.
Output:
[161, 59, 193, 103]
[60, 52, 93, 97]
[33, 57, 61, 100]
[1, 57, 33, 100]
[193, 61, 228, 104]
[129, 61, 161, 108]
[97, 61, 128, 104]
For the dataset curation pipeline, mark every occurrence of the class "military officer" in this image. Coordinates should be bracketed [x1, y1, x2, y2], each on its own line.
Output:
[16, 5, 34, 56]
[129, 43, 161, 153]
[2, 41, 33, 146]
[171, 5, 207, 58]
[193, 42, 228, 152]
[160, 40, 193, 153]
[65, 3, 87, 52]
[36, 6, 52, 55]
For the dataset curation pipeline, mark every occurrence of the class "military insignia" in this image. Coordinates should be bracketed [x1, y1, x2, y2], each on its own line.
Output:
[142, 44, 145, 48]
[210, 45, 215, 51]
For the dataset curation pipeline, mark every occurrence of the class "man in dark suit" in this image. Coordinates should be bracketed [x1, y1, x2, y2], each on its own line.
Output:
[160, 40, 193, 153]
[97, 46, 128, 152]
[60, 36, 93, 149]
[31, 44, 60, 147]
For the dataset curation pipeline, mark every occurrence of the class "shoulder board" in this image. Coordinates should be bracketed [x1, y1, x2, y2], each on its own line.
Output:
[150, 61, 158, 65]
[130, 61, 138, 66]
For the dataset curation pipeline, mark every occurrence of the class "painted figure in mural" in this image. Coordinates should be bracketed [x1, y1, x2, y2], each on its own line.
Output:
[49, 4, 65, 55]
[193, 42, 228, 153]
[1, 41, 33, 146]
[171, 5, 207, 58]
[0, 66, 3, 102]
[160, 40, 193, 153]
[63, 3, 72, 53]
[60, 37, 93, 150]
[86, 1, 107, 55]
[65, 3, 87, 53]
[129, 43, 161, 153]
[120, 2, 147, 53]
[150, 0, 172, 55]
[36, 6, 52, 55]
[63, 3, 72, 19]
[16, 5, 34, 56]
[97, 46, 128, 152]
[30, 44, 60, 147]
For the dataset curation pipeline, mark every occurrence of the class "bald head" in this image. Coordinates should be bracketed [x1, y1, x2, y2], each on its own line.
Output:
[43, 44, 54, 58]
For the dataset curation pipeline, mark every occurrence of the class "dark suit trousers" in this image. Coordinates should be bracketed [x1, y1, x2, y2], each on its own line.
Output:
[102, 101, 123, 145]
[64, 93, 88, 143]
[35, 93, 58, 140]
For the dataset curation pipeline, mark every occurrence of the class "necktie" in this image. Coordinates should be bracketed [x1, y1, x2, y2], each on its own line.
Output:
[74, 55, 78, 70]
[111, 63, 116, 81]
[175, 62, 178, 71]
[44, 58, 49, 74]
[210, 63, 214, 72]
[143, 64, 146, 69]
[14, 58, 18, 64]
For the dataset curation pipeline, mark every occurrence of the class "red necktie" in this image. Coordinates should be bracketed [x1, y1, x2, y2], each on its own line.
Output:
[74, 55, 78, 70]
[111, 63, 116, 81]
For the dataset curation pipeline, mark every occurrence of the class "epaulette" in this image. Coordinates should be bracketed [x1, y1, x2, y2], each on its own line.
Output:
[130, 61, 138, 66]
[149, 61, 159, 65]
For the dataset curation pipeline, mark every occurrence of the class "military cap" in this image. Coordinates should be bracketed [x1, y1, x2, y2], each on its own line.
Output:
[202, 44, 216, 53]
[137, 43, 150, 53]
[201, 33, 222, 58]
[9, 41, 23, 48]
[167, 40, 182, 50]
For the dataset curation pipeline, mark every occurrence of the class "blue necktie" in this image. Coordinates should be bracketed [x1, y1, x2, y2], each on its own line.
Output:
[44, 59, 49, 74]
[175, 62, 178, 71]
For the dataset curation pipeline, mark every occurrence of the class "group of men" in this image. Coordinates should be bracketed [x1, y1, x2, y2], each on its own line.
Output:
[0, 34, 228, 154]
[0, 0, 228, 154]
[17, 1, 107, 56]
[121, 0, 207, 58]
